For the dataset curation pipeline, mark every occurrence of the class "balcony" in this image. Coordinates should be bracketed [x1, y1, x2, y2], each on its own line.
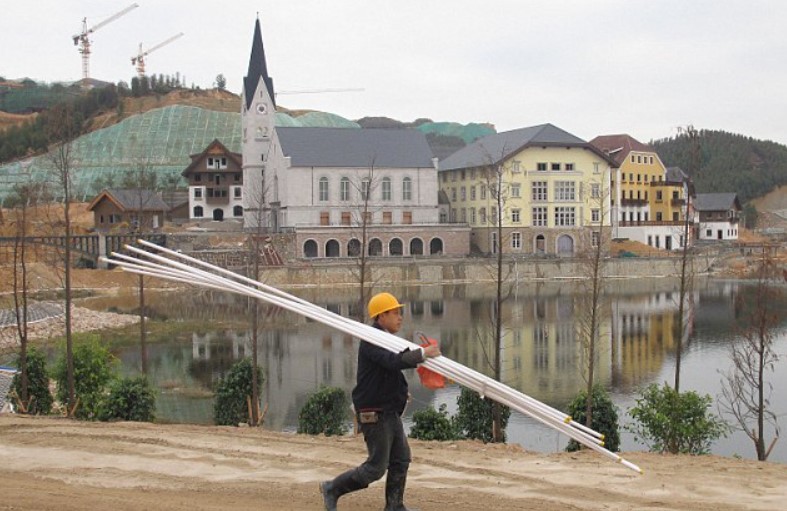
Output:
[205, 187, 229, 204]
[621, 198, 648, 206]
[671, 198, 686, 206]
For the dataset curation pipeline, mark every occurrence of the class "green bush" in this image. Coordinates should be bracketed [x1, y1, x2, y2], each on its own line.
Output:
[565, 385, 620, 452]
[297, 386, 349, 436]
[627, 383, 728, 454]
[100, 376, 156, 422]
[410, 404, 462, 441]
[53, 336, 118, 420]
[213, 358, 264, 426]
[11, 347, 53, 415]
[455, 387, 510, 443]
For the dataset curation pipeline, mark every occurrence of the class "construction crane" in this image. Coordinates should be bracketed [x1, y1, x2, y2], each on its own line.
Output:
[131, 32, 184, 78]
[72, 3, 139, 82]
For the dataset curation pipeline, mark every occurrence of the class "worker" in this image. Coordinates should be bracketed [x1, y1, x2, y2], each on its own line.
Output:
[320, 292, 441, 511]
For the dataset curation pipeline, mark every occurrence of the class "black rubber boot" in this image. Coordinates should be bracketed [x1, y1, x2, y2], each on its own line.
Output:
[384, 471, 418, 511]
[320, 470, 367, 511]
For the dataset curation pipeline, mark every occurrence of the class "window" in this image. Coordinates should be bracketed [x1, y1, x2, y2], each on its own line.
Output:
[622, 173, 626, 182]
[551, 163, 561, 171]
[511, 183, 521, 198]
[318, 177, 329, 201]
[656, 212, 663, 221]
[591, 183, 600, 198]
[532, 207, 547, 227]
[233, 205, 243, 217]
[631, 155, 635, 163]
[193, 188, 202, 199]
[532, 181, 548, 201]
[512, 160, 521, 173]
[591, 209, 600, 222]
[341, 212, 351, 225]
[591, 231, 600, 247]
[554, 181, 575, 201]
[512, 232, 522, 249]
[593, 162, 599, 173]
[554, 207, 576, 226]
[382, 211, 392, 224]
[382, 177, 392, 201]
[673, 212, 679, 221]
[461, 186, 466, 201]
[234, 173, 241, 182]
[195, 174, 202, 182]
[537, 162, 547, 171]
[234, 187, 242, 199]
[511, 208, 521, 223]
[470, 207, 476, 224]
[320, 212, 329, 225]
[470, 186, 476, 200]
[460, 170, 466, 180]
[460, 208, 466, 222]
[340, 177, 350, 201]
[402, 211, 412, 224]
[193, 206, 204, 218]
[402, 177, 412, 201]
[565, 163, 575, 171]
[451, 187, 457, 201]
[207, 157, 227, 169]
[479, 207, 487, 224]
[361, 178, 370, 200]
[656, 190, 663, 201]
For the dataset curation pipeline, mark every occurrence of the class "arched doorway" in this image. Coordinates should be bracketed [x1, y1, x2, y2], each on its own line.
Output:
[213, 209, 224, 221]
[389, 238, 403, 256]
[557, 235, 574, 256]
[429, 238, 443, 255]
[193, 205, 204, 218]
[325, 239, 340, 257]
[410, 238, 424, 256]
[369, 238, 383, 256]
[303, 239, 318, 258]
[535, 234, 545, 255]
[347, 238, 361, 257]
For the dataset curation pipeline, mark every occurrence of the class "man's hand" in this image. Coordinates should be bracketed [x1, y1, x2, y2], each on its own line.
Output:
[423, 344, 441, 358]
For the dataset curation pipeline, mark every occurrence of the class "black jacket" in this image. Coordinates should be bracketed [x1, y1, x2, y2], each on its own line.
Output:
[351, 322, 424, 415]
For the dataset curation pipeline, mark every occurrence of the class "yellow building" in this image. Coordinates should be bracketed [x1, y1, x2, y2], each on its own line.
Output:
[439, 124, 618, 256]
[590, 135, 691, 251]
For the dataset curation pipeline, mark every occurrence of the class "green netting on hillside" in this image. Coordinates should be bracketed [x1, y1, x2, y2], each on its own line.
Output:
[416, 121, 495, 144]
[0, 105, 358, 204]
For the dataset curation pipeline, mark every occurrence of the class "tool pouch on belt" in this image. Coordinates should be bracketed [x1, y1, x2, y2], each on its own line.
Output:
[358, 408, 382, 424]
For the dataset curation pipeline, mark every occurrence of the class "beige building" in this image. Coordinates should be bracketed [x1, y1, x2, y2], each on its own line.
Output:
[439, 124, 618, 256]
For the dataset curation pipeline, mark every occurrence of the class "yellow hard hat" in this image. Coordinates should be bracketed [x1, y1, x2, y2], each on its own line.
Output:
[368, 292, 404, 319]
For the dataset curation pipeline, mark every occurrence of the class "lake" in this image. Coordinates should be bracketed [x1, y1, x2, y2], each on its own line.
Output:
[19, 276, 787, 463]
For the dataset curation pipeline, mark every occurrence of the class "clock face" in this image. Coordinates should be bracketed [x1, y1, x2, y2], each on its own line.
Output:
[256, 103, 267, 114]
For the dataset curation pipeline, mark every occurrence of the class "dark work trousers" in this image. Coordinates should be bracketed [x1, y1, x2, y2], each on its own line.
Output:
[356, 411, 411, 487]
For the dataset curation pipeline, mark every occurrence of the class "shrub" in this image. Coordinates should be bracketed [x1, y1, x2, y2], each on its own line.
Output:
[297, 386, 349, 436]
[11, 347, 53, 415]
[213, 358, 264, 426]
[627, 382, 728, 454]
[53, 336, 118, 420]
[100, 376, 156, 422]
[410, 404, 461, 441]
[565, 385, 620, 452]
[455, 387, 510, 443]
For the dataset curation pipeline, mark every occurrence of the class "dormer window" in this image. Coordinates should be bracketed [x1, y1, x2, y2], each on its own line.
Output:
[207, 157, 227, 170]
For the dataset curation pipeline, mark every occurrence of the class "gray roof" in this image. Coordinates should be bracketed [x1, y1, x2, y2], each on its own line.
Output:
[101, 189, 169, 211]
[439, 123, 615, 171]
[276, 127, 435, 168]
[694, 193, 740, 211]
[665, 166, 689, 182]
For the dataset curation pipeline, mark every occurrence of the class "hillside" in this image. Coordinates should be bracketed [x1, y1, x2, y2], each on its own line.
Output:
[652, 130, 787, 205]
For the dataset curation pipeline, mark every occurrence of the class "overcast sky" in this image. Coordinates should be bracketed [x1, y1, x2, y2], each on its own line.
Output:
[3, 1, 786, 145]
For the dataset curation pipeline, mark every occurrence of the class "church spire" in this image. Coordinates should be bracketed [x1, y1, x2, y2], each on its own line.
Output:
[244, 17, 275, 110]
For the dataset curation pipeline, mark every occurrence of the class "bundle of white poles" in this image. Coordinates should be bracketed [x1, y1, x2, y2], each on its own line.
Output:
[100, 240, 642, 474]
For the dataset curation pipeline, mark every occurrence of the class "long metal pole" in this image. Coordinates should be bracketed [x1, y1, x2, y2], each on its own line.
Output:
[100, 245, 642, 474]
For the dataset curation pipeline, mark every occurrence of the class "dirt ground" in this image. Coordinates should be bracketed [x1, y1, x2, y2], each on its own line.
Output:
[1, 416, 785, 511]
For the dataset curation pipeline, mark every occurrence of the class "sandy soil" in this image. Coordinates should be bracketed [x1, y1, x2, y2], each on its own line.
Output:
[1, 416, 785, 511]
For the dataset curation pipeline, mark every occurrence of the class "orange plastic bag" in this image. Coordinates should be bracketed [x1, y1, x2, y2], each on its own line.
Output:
[416, 336, 445, 390]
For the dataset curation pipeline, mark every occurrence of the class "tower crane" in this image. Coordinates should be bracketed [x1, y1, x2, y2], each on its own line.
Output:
[131, 32, 184, 78]
[72, 3, 139, 82]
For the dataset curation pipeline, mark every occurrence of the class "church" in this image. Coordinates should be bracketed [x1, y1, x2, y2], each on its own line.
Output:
[239, 18, 469, 258]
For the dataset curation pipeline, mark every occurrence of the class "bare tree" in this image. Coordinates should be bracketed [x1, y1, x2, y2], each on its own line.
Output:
[720, 250, 783, 461]
[575, 171, 611, 427]
[45, 103, 81, 417]
[674, 125, 700, 393]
